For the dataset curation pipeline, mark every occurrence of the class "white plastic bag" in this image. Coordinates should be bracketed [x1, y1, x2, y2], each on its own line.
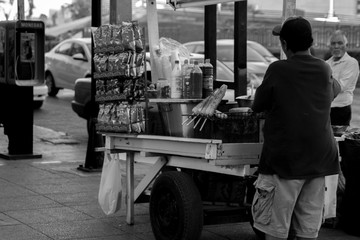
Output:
[98, 153, 122, 215]
[324, 174, 339, 219]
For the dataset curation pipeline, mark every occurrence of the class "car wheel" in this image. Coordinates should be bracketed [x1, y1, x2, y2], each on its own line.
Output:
[46, 73, 59, 97]
[150, 171, 203, 240]
[33, 101, 43, 109]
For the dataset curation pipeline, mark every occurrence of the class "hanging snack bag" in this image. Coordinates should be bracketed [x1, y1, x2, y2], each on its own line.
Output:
[112, 79, 122, 96]
[100, 25, 112, 48]
[124, 51, 132, 77]
[93, 53, 102, 73]
[138, 105, 146, 133]
[97, 103, 105, 123]
[96, 80, 106, 96]
[117, 103, 131, 132]
[92, 27, 102, 49]
[94, 53, 108, 73]
[123, 79, 134, 100]
[132, 21, 144, 53]
[135, 52, 145, 77]
[106, 79, 114, 95]
[117, 52, 129, 76]
[130, 105, 141, 133]
[121, 21, 136, 52]
[102, 103, 113, 124]
[109, 102, 118, 125]
[108, 53, 117, 72]
[112, 24, 124, 51]
[129, 52, 137, 77]
[133, 78, 145, 100]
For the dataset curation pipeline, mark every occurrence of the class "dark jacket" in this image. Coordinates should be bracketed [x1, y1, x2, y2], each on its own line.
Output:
[252, 54, 340, 179]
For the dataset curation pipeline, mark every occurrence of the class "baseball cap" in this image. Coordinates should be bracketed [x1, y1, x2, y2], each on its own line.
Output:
[272, 16, 312, 39]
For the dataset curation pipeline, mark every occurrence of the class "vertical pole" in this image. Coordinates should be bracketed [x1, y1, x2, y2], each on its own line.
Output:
[126, 152, 135, 225]
[110, 0, 132, 24]
[18, 0, 24, 20]
[79, 0, 102, 171]
[204, 5, 217, 89]
[147, 0, 160, 84]
[280, 0, 296, 59]
[234, 0, 247, 98]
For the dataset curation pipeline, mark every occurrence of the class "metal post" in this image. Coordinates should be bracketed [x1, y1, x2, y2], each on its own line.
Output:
[234, 0, 247, 98]
[110, 0, 132, 24]
[204, 5, 217, 90]
[78, 0, 103, 171]
[280, 0, 296, 60]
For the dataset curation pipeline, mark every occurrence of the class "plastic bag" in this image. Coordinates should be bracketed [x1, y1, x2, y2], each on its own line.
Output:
[98, 153, 122, 215]
[158, 37, 190, 59]
[324, 174, 338, 219]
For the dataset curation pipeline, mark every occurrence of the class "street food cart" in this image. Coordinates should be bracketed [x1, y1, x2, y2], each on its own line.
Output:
[92, 0, 298, 239]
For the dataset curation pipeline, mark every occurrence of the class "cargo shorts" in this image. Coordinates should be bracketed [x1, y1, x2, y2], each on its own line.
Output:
[251, 174, 325, 239]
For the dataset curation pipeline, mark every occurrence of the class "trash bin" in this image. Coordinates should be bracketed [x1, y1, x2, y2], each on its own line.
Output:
[338, 133, 360, 236]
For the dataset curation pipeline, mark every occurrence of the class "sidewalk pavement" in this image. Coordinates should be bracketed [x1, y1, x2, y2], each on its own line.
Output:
[0, 126, 359, 240]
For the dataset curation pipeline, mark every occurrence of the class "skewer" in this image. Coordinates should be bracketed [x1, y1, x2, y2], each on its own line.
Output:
[199, 118, 208, 131]
[186, 115, 198, 126]
[193, 117, 202, 129]
[182, 115, 193, 125]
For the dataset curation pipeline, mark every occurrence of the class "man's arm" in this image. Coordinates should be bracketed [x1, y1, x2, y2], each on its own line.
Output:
[337, 58, 359, 92]
[251, 66, 274, 113]
[332, 76, 341, 99]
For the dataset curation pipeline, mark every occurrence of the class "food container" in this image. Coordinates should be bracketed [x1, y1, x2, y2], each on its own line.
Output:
[229, 107, 252, 113]
[236, 95, 254, 108]
[157, 79, 170, 98]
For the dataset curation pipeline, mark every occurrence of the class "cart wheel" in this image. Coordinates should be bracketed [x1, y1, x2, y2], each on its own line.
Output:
[150, 171, 203, 240]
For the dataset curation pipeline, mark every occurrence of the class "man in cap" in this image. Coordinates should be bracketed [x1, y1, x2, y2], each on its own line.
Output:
[326, 30, 359, 126]
[251, 16, 341, 240]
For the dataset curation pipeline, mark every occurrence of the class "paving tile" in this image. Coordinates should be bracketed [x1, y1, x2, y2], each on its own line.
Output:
[73, 204, 114, 219]
[204, 222, 256, 239]
[29, 219, 125, 240]
[74, 234, 144, 240]
[0, 213, 20, 226]
[0, 165, 64, 184]
[0, 225, 52, 240]
[0, 182, 38, 198]
[116, 222, 153, 235]
[5, 206, 93, 224]
[0, 195, 62, 211]
[24, 179, 99, 195]
[45, 191, 98, 206]
[318, 227, 360, 240]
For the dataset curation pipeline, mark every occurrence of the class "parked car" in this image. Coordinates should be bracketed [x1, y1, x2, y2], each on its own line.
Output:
[45, 38, 92, 97]
[183, 39, 273, 80]
[72, 53, 259, 121]
[247, 40, 278, 63]
[33, 84, 48, 109]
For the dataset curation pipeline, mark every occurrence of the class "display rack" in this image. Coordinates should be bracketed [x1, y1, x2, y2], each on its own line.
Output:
[92, 21, 148, 134]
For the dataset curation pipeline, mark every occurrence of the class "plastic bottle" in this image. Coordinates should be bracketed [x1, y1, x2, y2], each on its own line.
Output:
[183, 60, 193, 99]
[190, 60, 203, 99]
[199, 59, 205, 74]
[181, 59, 189, 98]
[203, 59, 214, 97]
[170, 60, 182, 98]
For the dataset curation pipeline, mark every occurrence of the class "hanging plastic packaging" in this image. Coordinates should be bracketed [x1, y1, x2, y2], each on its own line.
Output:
[171, 60, 182, 98]
[98, 153, 122, 215]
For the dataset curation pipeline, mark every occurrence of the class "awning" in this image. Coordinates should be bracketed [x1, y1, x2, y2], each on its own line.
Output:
[45, 16, 91, 37]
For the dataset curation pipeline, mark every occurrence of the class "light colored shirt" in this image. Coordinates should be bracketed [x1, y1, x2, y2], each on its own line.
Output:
[326, 52, 359, 107]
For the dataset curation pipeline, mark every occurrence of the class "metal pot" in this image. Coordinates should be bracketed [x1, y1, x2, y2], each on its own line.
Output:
[236, 95, 254, 108]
